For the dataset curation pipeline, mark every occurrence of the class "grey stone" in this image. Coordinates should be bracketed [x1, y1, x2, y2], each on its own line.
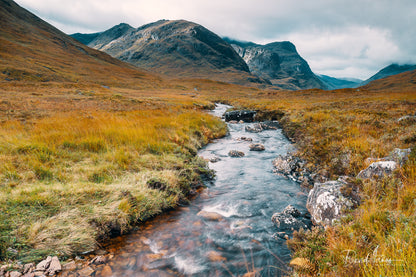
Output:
[45, 257, 61, 276]
[228, 150, 245, 157]
[271, 205, 309, 231]
[90, 255, 107, 265]
[386, 148, 411, 166]
[35, 257, 52, 272]
[307, 180, 357, 226]
[249, 143, 265, 151]
[23, 264, 34, 275]
[357, 161, 397, 179]
[9, 272, 22, 277]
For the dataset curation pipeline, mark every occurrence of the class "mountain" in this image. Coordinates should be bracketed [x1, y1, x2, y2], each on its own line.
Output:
[0, 0, 159, 86]
[72, 20, 268, 87]
[223, 38, 326, 90]
[361, 63, 416, 86]
[317, 74, 362, 90]
[363, 68, 416, 91]
[70, 32, 101, 45]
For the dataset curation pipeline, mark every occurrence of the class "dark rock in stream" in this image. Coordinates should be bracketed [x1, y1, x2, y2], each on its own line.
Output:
[272, 154, 316, 187]
[245, 121, 280, 133]
[228, 150, 245, 157]
[271, 205, 310, 232]
[224, 110, 256, 122]
[249, 143, 265, 151]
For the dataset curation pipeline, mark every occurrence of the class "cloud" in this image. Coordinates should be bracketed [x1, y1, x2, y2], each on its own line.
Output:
[14, 0, 416, 79]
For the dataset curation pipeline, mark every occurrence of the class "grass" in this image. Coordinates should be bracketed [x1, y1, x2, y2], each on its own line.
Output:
[198, 82, 416, 276]
[1, 4, 416, 271]
[0, 89, 227, 262]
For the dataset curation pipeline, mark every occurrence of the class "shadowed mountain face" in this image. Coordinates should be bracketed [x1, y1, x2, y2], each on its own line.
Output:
[224, 38, 326, 90]
[0, 0, 158, 86]
[361, 63, 416, 86]
[73, 20, 268, 87]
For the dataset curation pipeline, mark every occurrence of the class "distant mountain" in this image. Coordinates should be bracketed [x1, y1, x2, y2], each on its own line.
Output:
[72, 20, 268, 87]
[71, 32, 101, 45]
[0, 0, 158, 85]
[223, 38, 326, 90]
[363, 68, 416, 91]
[361, 63, 416, 86]
[317, 74, 362, 90]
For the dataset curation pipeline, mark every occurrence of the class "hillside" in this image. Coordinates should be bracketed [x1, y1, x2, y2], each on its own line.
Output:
[74, 20, 268, 87]
[0, 0, 160, 87]
[361, 63, 416, 86]
[363, 68, 416, 91]
[224, 38, 326, 90]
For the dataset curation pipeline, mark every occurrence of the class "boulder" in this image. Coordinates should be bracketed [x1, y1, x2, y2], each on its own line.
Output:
[306, 180, 357, 226]
[386, 148, 411, 166]
[23, 264, 34, 275]
[90, 255, 107, 265]
[272, 154, 315, 186]
[249, 143, 265, 151]
[228, 150, 245, 158]
[357, 161, 397, 179]
[271, 205, 309, 231]
[245, 123, 263, 133]
[100, 265, 113, 277]
[9, 272, 22, 277]
[209, 156, 221, 163]
[197, 210, 223, 221]
[236, 137, 253, 142]
[35, 256, 52, 272]
[224, 110, 256, 122]
[45, 257, 61, 276]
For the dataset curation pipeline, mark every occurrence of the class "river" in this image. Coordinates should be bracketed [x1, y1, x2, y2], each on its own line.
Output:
[91, 104, 309, 276]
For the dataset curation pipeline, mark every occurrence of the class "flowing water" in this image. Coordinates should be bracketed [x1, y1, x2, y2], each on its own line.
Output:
[95, 104, 309, 276]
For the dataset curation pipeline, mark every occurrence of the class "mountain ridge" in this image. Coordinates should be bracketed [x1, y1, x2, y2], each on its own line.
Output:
[72, 20, 269, 87]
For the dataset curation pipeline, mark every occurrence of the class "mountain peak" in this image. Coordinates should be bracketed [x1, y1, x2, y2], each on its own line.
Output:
[224, 38, 325, 90]
[75, 20, 267, 86]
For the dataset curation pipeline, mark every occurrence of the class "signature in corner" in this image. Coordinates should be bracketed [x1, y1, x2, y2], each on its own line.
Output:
[343, 246, 404, 265]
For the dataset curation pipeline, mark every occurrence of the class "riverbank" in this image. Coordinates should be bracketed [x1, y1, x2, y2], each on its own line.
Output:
[0, 93, 228, 267]
[2, 81, 415, 276]
[208, 88, 416, 276]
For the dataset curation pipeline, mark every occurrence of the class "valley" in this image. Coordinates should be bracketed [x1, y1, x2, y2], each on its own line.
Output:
[1, 0, 416, 276]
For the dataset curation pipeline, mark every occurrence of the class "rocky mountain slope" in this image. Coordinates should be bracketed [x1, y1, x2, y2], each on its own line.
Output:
[361, 63, 416, 86]
[223, 38, 326, 90]
[0, 0, 158, 86]
[72, 20, 267, 87]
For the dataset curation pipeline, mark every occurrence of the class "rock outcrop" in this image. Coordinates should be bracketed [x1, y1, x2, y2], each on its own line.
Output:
[224, 38, 326, 90]
[224, 110, 256, 122]
[306, 180, 358, 226]
[357, 161, 398, 179]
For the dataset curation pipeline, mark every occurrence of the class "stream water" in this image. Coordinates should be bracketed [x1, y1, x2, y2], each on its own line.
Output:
[93, 104, 309, 276]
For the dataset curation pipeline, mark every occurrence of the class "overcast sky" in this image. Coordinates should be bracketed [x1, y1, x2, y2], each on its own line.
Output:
[15, 0, 416, 79]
